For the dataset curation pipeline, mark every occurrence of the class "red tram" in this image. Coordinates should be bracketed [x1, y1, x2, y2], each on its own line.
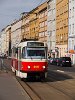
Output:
[11, 40, 48, 79]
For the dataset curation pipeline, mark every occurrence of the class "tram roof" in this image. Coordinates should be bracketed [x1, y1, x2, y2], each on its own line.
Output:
[18, 41, 47, 47]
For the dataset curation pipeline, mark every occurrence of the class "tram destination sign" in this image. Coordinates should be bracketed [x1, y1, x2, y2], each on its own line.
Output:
[27, 42, 44, 47]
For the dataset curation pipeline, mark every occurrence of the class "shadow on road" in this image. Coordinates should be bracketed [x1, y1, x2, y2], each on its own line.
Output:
[45, 70, 73, 82]
[20, 70, 73, 83]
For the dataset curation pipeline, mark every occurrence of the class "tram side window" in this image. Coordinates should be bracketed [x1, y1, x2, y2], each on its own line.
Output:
[22, 47, 26, 58]
[18, 47, 21, 59]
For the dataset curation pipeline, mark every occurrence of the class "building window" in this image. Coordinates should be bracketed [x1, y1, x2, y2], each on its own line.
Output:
[68, 40, 71, 50]
[45, 11, 47, 16]
[45, 21, 47, 26]
[69, 25, 71, 35]
[48, 4, 51, 10]
[72, 24, 74, 34]
[69, 0, 71, 3]
[72, 40, 74, 49]
[72, 7, 74, 18]
[40, 22, 44, 28]
[53, 9, 55, 15]
[69, 9, 71, 18]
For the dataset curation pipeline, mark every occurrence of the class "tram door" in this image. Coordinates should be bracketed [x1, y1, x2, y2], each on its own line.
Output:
[17, 47, 21, 71]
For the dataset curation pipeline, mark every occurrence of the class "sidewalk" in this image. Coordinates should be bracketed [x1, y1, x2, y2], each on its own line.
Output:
[0, 71, 31, 100]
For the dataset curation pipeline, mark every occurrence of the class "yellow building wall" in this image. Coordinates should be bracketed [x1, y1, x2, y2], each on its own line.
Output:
[56, 0, 68, 57]
[56, 0, 68, 45]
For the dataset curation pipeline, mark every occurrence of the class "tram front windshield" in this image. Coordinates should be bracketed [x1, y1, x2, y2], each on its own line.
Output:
[27, 47, 47, 59]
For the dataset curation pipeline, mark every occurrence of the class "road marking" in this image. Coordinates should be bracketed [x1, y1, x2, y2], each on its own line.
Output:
[57, 70, 64, 73]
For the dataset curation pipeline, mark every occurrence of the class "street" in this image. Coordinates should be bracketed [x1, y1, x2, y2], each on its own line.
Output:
[48, 64, 75, 79]
[0, 58, 75, 100]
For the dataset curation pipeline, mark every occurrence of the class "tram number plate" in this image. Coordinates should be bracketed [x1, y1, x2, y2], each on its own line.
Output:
[34, 66, 39, 68]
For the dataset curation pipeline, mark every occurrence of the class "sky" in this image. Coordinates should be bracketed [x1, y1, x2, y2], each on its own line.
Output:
[0, 0, 46, 31]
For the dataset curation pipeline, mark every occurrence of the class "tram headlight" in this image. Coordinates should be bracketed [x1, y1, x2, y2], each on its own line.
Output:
[28, 66, 31, 69]
[43, 66, 45, 69]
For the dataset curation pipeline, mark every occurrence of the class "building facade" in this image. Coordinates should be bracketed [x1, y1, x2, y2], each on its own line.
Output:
[38, 2, 47, 42]
[47, 0, 56, 57]
[21, 2, 47, 42]
[29, 8, 39, 40]
[11, 19, 22, 49]
[5, 25, 11, 56]
[0, 29, 7, 55]
[0, 26, 11, 56]
[56, 0, 68, 57]
[68, 0, 75, 64]
[21, 13, 30, 39]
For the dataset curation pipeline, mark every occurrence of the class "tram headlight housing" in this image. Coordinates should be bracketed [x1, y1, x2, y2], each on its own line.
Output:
[28, 66, 31, 69]
[43, 66, 46, 69]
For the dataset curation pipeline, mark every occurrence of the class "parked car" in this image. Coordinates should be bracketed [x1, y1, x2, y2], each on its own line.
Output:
[48, 58, 55, 65]
[52, 58, 59, 65]
[57, 57, 72, 67]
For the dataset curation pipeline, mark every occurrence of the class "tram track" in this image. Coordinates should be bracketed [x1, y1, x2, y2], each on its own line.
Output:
[16, 73, 74, 100]
[44, 71, 75, 100]
[16, 77, 42, 100]
[45, 81, 75, 100]
[46, 72, 75, 100]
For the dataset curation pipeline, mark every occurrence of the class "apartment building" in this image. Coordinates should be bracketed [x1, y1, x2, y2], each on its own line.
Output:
[47, 0, 56, 57]
[11, 19, 22, 49]
[20, 9, 39, 41]
[68, 0, 75, 64]
[0, 28, 7, 55]
[21, 2, 47, 42]
[21, 12, 30, 39]
[38, 2, 47, 42]
[56, 0, 68, 57]
[29, 8, 39, 39]
[5, 25, 11, 56]
[0, 25, 11, 56]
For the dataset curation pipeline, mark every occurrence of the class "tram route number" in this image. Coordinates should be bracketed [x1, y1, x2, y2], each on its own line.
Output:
[34, 66, 39, 68]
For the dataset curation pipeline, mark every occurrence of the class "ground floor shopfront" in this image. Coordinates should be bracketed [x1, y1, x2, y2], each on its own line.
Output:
[48, 44, 75, 64]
